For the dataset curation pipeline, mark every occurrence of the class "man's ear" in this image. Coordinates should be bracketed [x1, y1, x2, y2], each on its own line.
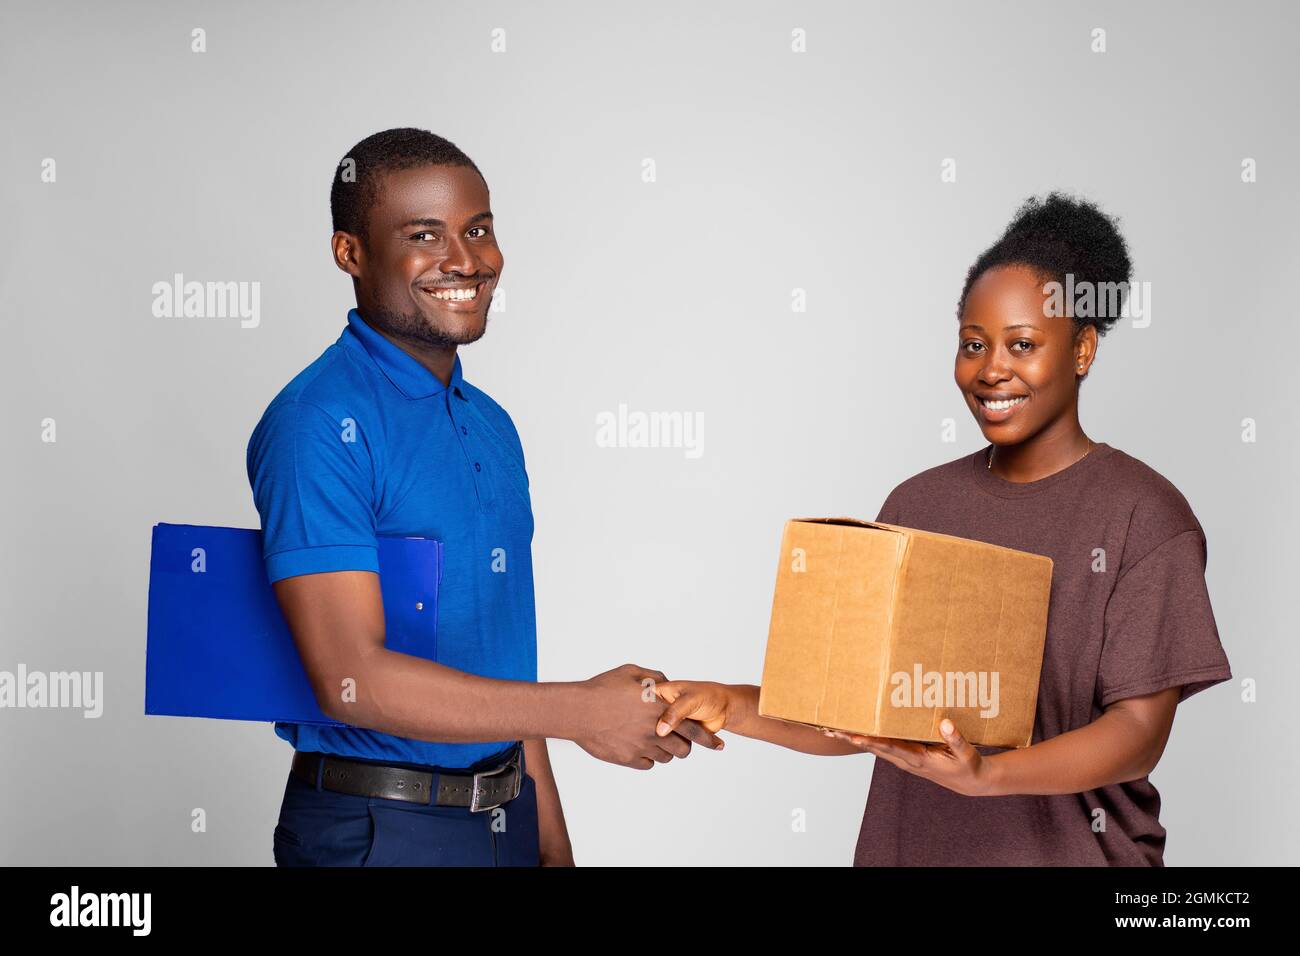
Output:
[331, 231, 365, 279]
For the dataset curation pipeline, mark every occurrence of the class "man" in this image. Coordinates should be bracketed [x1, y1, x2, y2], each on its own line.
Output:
[247, 128, 719, 867]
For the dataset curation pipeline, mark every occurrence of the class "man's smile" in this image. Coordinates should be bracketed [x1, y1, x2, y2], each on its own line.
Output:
[418, 279, 490, 309]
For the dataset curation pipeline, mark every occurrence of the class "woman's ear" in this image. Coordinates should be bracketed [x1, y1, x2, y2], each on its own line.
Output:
[1074, 324, 1099, 376]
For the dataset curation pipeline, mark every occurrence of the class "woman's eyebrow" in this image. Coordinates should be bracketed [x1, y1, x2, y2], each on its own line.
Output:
[960, 323, 1041, 333]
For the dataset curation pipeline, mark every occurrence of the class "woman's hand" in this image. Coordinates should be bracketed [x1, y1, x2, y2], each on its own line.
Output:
[652, 682, 859, 755]
[653, 681, 753, 742]
[829, 718, 996, 797]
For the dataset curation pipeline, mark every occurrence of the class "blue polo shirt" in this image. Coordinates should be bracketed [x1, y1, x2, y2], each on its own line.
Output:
[246, 308, 537, 769]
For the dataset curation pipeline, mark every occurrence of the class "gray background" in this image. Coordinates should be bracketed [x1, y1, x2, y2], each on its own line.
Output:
[2, 0, 1295, 865]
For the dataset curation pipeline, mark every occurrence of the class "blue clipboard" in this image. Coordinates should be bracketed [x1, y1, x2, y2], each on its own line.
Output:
[145, 523, 442, 725]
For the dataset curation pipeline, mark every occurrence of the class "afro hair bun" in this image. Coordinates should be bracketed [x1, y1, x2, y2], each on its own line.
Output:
[958, 192, 1133, 336]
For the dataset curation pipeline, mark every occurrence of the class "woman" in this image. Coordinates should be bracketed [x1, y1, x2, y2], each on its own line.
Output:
[654, 193, 1233, 866]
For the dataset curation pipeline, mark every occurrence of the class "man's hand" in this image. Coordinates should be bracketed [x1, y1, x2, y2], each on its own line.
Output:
[827, 718, 994, 797]
[652, 680, 751, 739]
[574, 664, 723, 770]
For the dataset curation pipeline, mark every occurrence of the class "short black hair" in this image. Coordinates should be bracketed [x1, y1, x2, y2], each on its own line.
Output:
[330, 128, 482, 241]
[958, 192, 1133, 336]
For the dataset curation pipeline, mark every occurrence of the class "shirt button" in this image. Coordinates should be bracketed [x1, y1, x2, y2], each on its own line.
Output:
[415, 602, 424, 611]
[474, 462, 481, 472]
[461, 426, 468, 435]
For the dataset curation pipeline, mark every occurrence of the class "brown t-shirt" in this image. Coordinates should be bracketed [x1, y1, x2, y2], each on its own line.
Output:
[853, 442, 1232, 866]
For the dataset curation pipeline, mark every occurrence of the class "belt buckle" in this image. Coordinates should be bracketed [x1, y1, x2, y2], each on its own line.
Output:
[469, 748, 522, 813]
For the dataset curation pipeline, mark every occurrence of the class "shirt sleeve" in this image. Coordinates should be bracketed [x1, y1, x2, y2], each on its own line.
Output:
[1097, 528, 1233, 708]
[246, 400, 379, 583]
[875, 485, 904, 524]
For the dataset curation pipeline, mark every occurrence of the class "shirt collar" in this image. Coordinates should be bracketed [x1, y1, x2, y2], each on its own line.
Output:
[342, 308, 464, 400]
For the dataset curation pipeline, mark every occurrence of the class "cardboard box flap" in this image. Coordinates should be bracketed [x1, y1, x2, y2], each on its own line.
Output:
[794, 516, 908, 534]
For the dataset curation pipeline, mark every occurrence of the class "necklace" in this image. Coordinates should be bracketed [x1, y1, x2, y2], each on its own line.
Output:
[987, 438, 1095, 472]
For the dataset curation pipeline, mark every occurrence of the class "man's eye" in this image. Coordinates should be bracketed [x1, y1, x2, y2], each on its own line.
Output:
[467, 226, 490, 238]
[410, 231, 437, 241]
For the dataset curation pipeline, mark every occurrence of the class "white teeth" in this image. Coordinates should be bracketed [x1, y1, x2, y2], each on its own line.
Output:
[982, 397, 1026, 411]
[429, 286, 478, 301]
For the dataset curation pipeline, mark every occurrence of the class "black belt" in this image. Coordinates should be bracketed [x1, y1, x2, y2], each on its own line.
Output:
[291, 745, 523, 812]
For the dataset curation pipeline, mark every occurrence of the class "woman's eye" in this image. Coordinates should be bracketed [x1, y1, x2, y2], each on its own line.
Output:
[1012, 339, 1034, 351]
[962, 341, 984, 353]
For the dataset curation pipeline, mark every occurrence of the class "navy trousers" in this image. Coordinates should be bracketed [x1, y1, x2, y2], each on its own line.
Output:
[272, 747, 540, 867]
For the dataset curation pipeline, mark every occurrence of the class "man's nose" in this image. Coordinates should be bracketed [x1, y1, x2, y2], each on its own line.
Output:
[440, 236, 477, 276]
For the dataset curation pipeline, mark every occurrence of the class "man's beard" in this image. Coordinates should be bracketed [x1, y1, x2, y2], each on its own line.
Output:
[366, 299, 491, 350]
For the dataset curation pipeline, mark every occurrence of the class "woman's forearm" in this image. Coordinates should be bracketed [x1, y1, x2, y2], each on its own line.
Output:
[727, 684, 865, 756]
[983, 704, 1168, 797]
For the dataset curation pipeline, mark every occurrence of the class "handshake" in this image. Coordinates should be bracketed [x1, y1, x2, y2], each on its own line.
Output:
[572, 663, 748, 769]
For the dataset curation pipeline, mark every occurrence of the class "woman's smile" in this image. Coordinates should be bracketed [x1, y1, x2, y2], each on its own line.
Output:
[975, 392, 1029, 423]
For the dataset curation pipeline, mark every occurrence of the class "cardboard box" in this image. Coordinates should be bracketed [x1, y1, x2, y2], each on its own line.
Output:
[758, 518, 1053, 749]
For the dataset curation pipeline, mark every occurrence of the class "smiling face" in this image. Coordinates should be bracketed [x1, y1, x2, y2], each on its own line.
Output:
[335, 163, 503, 350]
[955, 264, 1096, 446]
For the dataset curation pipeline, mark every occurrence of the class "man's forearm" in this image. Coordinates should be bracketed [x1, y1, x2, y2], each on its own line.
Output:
[524, 739, 574, 865]
[320, 648, 592, 743]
